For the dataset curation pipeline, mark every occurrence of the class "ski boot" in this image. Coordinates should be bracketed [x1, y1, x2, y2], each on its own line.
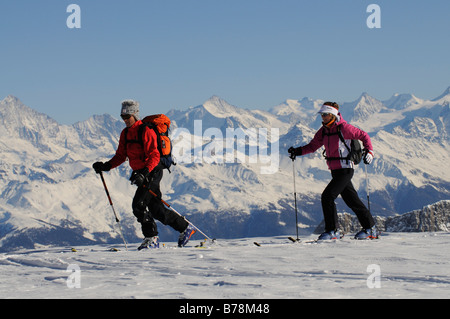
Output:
[138, 236, 160, 250]
[178, 225, 196, 247]
[318, 229, 343, 240]
[354, 226, 379, 240]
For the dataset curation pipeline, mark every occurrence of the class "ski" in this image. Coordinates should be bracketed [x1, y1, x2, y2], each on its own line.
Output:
[303, 239, 319, 244]
[136, 239, 215, 250]
[288, 236, 301, 243]
[254, 237, 300, 247]
[195, 239, 215, 249]
[137, 245, 160, 251]
[69, 246, 122, 252]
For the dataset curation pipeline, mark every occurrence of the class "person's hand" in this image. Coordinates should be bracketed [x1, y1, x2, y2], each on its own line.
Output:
[288, 147, 302, 160]
[130, 168, 150, 187]
[92, 161, 111, 174]
[363, 150, 374, 165]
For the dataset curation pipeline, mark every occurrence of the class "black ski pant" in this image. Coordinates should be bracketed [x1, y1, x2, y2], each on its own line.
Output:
[132, 168, 188, 238]
[321, 168, 375, 232]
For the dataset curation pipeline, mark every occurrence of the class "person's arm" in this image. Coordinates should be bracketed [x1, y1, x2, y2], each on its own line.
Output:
[107, 129, 128, 169]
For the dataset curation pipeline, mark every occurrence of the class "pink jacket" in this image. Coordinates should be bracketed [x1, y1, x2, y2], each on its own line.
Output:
[302, 114, 373, 170]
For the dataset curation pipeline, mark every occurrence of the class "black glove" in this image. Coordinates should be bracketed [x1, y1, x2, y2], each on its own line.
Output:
[288, 147, 302, 160]
[130, 167, 150, 187]
[93, 161, 111, 174]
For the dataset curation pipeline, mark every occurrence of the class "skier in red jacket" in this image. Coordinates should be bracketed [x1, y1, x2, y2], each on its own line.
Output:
[288, 102, 378, 240]
[93, 100, 195, 249]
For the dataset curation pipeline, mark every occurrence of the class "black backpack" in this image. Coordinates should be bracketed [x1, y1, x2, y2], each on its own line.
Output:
[322, 126, 363, 165]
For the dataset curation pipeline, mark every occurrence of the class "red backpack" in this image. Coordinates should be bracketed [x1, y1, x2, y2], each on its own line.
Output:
[124, 114, 175, 172]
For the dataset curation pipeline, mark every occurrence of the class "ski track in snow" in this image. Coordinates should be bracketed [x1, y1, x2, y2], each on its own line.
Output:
[0, 233, 449, 299]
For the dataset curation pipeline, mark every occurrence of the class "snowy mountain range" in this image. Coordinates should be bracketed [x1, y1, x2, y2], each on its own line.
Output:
[1, 87, 450, 251]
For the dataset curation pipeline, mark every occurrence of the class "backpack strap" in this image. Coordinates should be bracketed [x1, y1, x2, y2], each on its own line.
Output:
[322, 126, 352, 163]
[123, 124, 173, 172]
[123, 125, 146, 148]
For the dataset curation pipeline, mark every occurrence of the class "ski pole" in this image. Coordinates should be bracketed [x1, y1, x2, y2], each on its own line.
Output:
[364, 164, 371, 213]
[146, 188, 213, 241]
[98, 171, 128, 251]
[292, 158, 299, 241]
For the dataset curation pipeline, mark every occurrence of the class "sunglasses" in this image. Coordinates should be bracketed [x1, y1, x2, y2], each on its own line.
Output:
[321, 113, 332, 117]
[120, 114, 132, 120]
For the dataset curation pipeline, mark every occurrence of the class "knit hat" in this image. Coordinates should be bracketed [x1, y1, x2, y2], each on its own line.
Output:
[121, 100, 140, 120]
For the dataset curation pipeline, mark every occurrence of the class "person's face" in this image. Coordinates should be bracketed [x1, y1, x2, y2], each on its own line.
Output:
[321, 113, 333, 124]
[121, 114, 136, 128]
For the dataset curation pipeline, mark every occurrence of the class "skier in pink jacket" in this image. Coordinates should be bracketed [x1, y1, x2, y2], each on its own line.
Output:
[288, 102, 378, 240]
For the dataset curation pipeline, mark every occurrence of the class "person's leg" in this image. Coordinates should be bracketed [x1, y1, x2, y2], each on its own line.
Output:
[341, 182, 375, 229]
[132, 186, 158, 237]
[321, 169, 354, 232]
[146, 169, 188, 232]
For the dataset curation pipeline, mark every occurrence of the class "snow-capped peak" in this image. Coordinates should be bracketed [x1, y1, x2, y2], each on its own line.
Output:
[202, 95, 242, 118]
[270, 99, 301, 116]
[340, 92, 384, 123]
[432, 86, 450, 103]
[0, 94, 59, 140]
[383, 93, 424, 110]
[1, 94, 22, 104]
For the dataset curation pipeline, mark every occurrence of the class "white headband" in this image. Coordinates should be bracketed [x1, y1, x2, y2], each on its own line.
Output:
[318, 105, 339, 117]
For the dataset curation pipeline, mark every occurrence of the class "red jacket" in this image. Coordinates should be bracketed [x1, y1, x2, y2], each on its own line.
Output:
[108, 120, 160, 172]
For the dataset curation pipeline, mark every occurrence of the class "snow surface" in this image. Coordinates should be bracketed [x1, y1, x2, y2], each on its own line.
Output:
[1, 232, 449, 299]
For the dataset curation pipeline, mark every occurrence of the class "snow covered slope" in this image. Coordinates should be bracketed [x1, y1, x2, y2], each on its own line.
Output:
[1, 88, 450, 251]
[0, 233, 449, 299]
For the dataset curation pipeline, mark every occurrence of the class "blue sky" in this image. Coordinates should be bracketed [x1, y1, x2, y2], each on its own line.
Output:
[1, 0, 449, 124]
